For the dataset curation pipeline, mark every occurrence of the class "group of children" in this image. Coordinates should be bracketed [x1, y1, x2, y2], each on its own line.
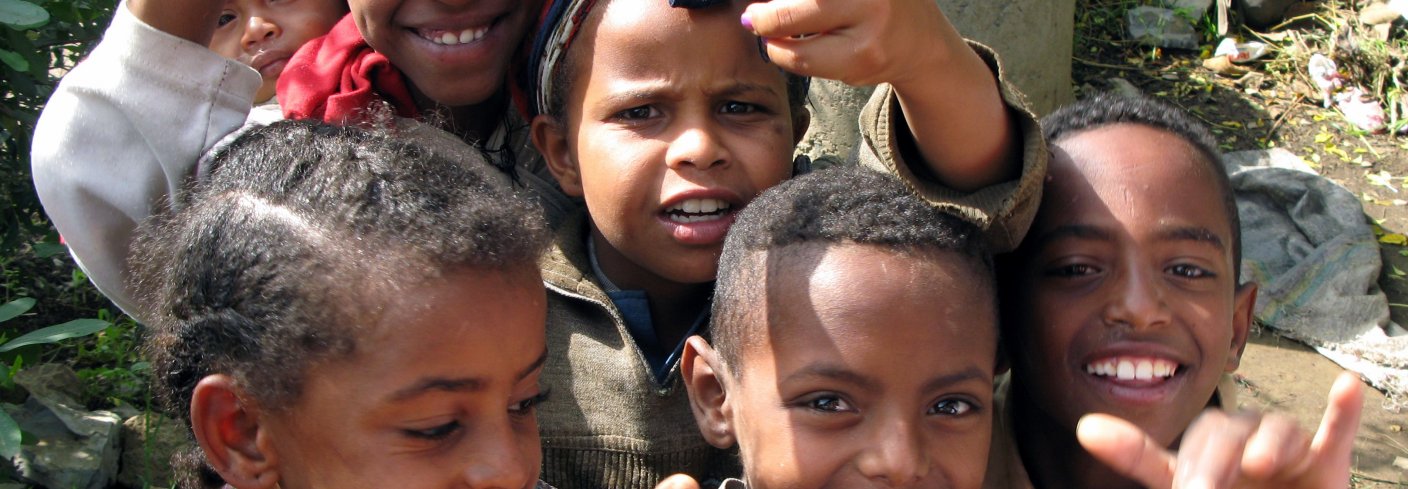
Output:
[30, 0, 1366, 488]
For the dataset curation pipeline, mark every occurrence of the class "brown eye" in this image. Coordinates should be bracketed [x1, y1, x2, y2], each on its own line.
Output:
[1167, 264, 1211, 278]
[807, 395, 851, 413]
[616, 106, 657, 120]
[720, 101, 758, 114]
[217, 12, 238, 27]
[404, 421, 459, 440]
[928, 398, 975, 416]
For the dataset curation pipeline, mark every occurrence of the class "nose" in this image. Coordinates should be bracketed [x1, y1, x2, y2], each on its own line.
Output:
[856, 414, 930, 486]
[242, 14, 280, 52]
[461, 418, 536, 489]
[665, 118, 729, 171]
[1102, 263, 1171, 330]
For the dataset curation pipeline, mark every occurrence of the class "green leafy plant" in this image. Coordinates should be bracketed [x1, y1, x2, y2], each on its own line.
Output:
[0, 296, 111, 459]
[0, 0, 115, 256]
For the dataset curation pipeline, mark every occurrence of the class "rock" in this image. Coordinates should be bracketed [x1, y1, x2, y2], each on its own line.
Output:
[118, 413, 187, 489]
[1361, 2, 1403, 25]
[1107, 77, 1143, 99]
[1127, 7, 1201, 50]
[12, 363, 83, 403]
[3, 394, 122, 489]
[796, 0, 1076, 162]
[1237, 0, 1297, 28]
[1165, 0, 1214, 16]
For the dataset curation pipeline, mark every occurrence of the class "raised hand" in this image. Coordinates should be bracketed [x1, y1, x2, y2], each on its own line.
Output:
[741, 0, 1017, 191]
[1077, 371, 1365, 489]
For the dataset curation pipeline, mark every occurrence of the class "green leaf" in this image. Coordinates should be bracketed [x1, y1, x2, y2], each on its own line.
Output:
[0, 48, 27, 72]
[0, 409, 19, 459]
[32, 241, 65, 258]
[0, 0, 48, 29]
[0, 319, 110, 352]
[0, 298, 35, 324]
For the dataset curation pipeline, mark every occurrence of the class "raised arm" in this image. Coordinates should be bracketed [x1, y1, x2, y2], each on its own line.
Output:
[31, 0, 260, 317]
[741, 0, 1019, 190]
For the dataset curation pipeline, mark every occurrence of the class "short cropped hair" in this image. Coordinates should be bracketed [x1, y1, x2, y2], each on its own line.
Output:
[1040, 93, 1241, 275]
[711, 166, 993, 368]
[132, 120, 549, 488]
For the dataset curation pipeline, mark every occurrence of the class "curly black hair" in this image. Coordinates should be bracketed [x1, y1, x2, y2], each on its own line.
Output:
[131, 119, 550, 488]
[710, 166, 993, 368]
[1040, 92, 1241, 274]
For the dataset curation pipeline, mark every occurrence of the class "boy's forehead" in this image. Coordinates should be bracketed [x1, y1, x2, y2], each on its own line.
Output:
[1038, 124, 1234, 245]
[589, 0, 757, 55]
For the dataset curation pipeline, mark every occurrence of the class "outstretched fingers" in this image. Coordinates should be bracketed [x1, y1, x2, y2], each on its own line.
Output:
[1077, 414, 1177, 489]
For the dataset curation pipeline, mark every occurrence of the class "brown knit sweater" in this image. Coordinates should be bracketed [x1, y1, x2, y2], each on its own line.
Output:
[536, 213, 740, 489]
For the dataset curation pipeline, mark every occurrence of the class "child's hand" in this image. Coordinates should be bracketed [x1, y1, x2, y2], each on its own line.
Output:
[742, 0, 1017, 192]
[653, 474, 702, 489]
[127, 0, 223, 46]
[1077, 371, 1364, 489]
[740, 0, 960, 88]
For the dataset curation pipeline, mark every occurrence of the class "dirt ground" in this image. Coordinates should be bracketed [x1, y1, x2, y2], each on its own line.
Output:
[1065, 1, 1408, 485]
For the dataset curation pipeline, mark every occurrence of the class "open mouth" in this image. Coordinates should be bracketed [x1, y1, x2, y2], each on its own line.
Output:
[664, 198, 732, 223]
[1084, 356, 1180, 383]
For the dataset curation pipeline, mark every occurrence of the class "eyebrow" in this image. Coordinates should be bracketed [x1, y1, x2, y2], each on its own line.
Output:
[1035, 224, 1225, 252]
[920, 366, 989, 394]
[782, 364, 879, 394]
[385, 349, 549, 403]
[599, 81, 782, 106]
[1034, 224, 1114, 246]
[1155, 226, 1226, 251]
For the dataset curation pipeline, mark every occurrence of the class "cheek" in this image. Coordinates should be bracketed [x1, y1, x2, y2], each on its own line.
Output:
[209, 33, 242, 60]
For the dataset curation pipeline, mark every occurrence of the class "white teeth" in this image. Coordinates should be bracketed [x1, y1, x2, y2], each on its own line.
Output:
[1087, 356, 1179, 381]
[667, 199, 731, 217]
[1117, 360, 1135, 380]
[427, 27, 489, 45]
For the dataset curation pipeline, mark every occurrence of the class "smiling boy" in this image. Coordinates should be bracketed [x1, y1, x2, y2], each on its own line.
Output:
[990, 94, 1255, 489]
[681, 166, 1000, 489]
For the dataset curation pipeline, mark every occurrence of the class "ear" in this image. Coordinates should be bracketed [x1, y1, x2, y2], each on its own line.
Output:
[680, 336, 737, 449]
[791, 107, 811, 146]
[1225, 282, 1258, 372]
[190, 374, 281, 489]
[530, 113, 584, 197]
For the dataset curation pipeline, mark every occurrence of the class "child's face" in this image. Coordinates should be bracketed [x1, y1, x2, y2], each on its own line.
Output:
[210, 0, 347, 103]
[538, 0, 803, 286]
[262, 268, 547, 489]
[346, 0, 541, 107]
[714, 245, 997, 489]
[1005, 123, 1254, 446]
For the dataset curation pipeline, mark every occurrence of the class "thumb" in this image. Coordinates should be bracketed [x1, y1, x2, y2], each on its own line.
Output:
[1306, 371, 1363, 487]
[1077, 414, 1177, 489]
[653, 474, 703, 489]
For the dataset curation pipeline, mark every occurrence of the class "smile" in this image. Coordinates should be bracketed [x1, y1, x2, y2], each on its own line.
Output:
[1084, 356, 1179, 382]
[664, 198, 732, 224]
[418, 26, 490, 46]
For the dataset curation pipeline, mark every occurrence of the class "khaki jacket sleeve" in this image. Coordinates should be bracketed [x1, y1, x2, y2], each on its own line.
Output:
[854, 41, 1047, 253]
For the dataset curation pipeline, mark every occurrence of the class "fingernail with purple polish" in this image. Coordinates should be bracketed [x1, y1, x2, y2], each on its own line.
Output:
[740, 12, 753, 32]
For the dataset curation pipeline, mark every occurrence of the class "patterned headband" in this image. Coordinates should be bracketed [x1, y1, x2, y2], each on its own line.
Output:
[527, 0, 599, 118]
